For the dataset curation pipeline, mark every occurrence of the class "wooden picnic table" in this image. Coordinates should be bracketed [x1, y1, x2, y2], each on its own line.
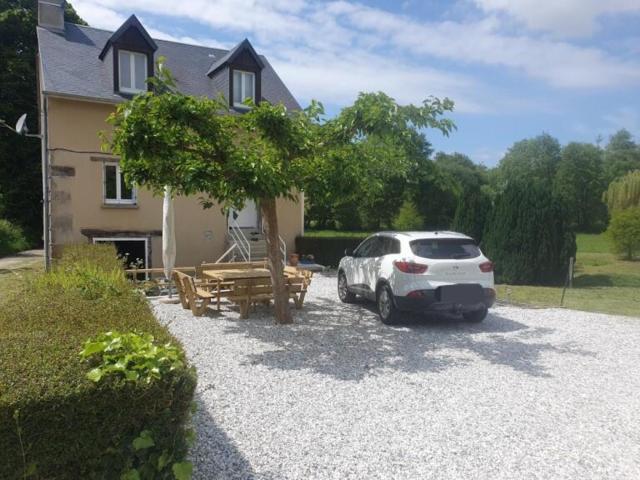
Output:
[202, 268, 296, 310]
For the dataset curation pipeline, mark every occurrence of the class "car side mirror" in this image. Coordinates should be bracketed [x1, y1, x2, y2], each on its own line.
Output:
[344, 248, 353, 257]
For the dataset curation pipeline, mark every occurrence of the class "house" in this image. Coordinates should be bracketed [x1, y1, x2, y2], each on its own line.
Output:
[35, 0, 304, 270]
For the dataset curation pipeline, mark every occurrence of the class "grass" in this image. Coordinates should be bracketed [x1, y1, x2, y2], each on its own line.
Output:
[0, 255, 42, 303]
[305, 230, 373, 238]
[496, 233, 640, 317]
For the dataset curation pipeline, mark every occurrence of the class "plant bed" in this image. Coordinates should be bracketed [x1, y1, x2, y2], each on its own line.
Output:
[0, 244, 196, 479]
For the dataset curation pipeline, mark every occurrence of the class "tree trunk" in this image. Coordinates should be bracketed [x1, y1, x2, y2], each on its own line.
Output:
[260, 197, 293, 324]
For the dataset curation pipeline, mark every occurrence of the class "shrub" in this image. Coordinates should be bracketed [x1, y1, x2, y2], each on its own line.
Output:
[0, 219, 29, 257]
[0, 244, 196, 479]
[296, 234, 368, 267]
[482, 180, 576, 285]
[607, 207, 640, 260]
[392, 199, 424, 231]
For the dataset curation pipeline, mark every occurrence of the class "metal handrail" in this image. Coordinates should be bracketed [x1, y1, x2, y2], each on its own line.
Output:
[215, 243, 238, 263]
[228, 219, 251, 261]
[262, 223, 287, 267]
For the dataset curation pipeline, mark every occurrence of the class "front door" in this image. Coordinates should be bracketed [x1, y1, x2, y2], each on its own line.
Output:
[229, 200, 258, 228]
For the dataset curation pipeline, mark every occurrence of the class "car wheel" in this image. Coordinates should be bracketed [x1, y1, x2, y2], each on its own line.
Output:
[377, 284, 400, 324]
[338, 271, 356, 303]
[463, 307, 488, 323]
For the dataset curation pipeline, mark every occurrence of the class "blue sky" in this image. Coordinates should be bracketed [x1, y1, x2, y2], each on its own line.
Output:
[71, 0, 640, 166]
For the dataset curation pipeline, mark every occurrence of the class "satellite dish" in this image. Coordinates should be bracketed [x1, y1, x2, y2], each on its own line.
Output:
[15, 113, 28, 135]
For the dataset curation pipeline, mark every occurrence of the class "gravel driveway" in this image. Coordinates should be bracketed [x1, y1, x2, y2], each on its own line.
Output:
[153, 272, 640, 480]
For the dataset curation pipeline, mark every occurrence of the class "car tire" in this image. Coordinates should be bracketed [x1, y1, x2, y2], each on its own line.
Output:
[463, 306, 488, 323]
[338, 271, 356, 303]
[377, 284, 400, 324]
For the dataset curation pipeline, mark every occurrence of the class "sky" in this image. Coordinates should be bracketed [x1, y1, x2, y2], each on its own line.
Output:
[69, 0, 640, 167]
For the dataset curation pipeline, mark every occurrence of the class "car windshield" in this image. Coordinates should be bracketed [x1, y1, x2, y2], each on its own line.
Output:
[410, 238, 481, 259]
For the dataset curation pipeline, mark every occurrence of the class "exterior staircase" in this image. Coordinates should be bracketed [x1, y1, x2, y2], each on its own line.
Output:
[218, 219, 286, 264]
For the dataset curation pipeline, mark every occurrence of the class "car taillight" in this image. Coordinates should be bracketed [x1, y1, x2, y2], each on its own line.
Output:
[479, 261, 494, 273]
[406, 290, 425, 298]
[394, 261, 428, 274]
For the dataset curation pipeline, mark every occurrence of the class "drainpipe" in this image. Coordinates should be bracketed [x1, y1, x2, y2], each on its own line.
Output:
[40, 91, 51, 271]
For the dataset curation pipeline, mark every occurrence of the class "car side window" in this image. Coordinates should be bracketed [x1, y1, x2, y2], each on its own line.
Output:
[383, 237, 401, 255]
[366, 237, 384, 258]
[354, 237, 376, 258]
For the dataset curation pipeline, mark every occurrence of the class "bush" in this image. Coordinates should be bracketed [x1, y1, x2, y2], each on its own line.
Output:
[482, 180, 576, 285]
[607, 207, 640, 260]
[296, 234, 369, 267]
[0, 219, 29, 257]
[0, 244, 196, 479]
[392, 199, 424, 231]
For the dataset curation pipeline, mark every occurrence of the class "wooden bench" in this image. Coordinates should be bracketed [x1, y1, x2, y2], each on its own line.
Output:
[229, 276, 275, 319]
[173, 271, 214, 316]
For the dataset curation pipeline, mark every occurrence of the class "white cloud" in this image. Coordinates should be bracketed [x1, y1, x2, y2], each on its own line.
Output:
[473, 0, 640, 38]
[69, 0, 640, 112]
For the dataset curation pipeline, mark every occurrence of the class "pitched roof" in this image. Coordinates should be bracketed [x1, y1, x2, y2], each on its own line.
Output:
[37, 23, 300, 110]
[98, 14, 157, 60]
[206, 38, 265, 76]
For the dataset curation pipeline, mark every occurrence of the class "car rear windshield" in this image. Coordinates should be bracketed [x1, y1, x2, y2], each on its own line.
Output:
[410, 238, 481, 259]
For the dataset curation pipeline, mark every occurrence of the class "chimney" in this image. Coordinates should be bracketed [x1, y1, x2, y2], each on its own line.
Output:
[38, 0, 66, 34]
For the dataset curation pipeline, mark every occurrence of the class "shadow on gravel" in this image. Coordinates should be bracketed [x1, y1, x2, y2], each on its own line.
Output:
[223, 296, 595, 380]
[191, 393, 280, 480]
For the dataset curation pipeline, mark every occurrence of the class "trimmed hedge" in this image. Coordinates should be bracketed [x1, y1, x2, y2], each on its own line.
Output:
[295, 234, 368, 267]
[0, 244, 196, 479]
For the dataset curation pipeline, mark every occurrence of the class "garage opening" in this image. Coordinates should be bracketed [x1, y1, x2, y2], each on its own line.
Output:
[93, 237, 148, 278]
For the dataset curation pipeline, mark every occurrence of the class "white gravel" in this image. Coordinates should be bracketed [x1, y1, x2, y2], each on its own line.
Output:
[152, 272, 640, 480]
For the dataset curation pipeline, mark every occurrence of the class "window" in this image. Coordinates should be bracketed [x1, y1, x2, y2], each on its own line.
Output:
[93, 237, 148, 279]
[410, 239, 481, 259]
[118, 50, 147, 93]
[232, 70, 255, 107]
[354, 236, 383, 258]
[103, 163, 136, 204]
[380, 236, 401, 255]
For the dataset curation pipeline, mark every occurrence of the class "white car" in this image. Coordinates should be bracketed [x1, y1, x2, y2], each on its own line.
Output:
[338, 231, 495, 324]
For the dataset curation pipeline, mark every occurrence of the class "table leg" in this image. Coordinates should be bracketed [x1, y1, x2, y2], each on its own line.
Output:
[217, 279, 221, 311]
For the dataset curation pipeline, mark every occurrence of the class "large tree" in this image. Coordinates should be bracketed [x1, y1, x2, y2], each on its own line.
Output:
[603, 170, 640, 212]
[0, 1, 85, 244]
[108, 69, 454, 323]
[603, 129, 640, 182]
[497, 133, 561, 187]
[553, 142, 608, 232]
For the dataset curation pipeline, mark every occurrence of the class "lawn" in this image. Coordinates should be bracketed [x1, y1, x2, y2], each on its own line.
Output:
[0, 254, 42, 302]
[496, 233, 640, 317]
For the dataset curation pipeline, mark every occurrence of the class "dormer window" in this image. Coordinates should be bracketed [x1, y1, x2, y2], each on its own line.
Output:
[233, 70, 255, 108]
[118, 50, 147, 94]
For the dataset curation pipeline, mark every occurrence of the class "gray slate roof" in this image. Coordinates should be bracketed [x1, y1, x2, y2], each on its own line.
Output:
[37, 23, 300, 110]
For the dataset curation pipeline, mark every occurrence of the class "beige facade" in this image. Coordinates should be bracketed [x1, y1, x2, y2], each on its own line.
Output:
[46, 96, 304, 268]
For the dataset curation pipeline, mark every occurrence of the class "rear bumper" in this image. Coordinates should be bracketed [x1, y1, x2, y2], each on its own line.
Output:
[394, 288, 495, 312]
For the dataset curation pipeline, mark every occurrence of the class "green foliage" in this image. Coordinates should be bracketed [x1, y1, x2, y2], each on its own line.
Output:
[603, 170, 640, 211]
[434, 152, 487, 192]
[498, 133, 561, 186]
[552, 142, 608, 232]
[0, 218, 28, 256]
[301, 92, 455, 230]
[80, 331, 185, 384]
[482, 180, 576, 285]
[392, 199, 424, 231]
[607, 207, 640, 260]
[411, 159, 460, 228]
[295, 235, 369, 267]
[604, 129, 640, 182]
[451, 186, 492, 242]
[0, 1, 85, 245]
[0, 244, 196, 478]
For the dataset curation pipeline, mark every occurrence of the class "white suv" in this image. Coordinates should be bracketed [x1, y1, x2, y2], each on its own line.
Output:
[338, 231, 495, 324]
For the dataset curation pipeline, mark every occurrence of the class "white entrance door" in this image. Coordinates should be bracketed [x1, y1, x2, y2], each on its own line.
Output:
[230, 200, 258, 228]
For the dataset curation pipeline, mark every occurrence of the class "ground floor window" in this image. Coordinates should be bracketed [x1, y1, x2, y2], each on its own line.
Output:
[93, 237, 148, 278]
[103, 163, 136, 205]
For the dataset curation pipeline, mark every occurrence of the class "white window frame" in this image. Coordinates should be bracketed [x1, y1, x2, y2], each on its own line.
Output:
[233, 70, 255, 108]
[103, 162, 137, 205]
[93, 237, 149, 277]
[118, 50, 148, 94]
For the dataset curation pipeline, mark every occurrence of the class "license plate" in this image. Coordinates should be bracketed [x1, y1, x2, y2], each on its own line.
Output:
[437, 284, 483, 303]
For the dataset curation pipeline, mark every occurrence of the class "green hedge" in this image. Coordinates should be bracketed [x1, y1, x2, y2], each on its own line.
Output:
[0, 244, 196, 479]
[295, 234, 368, 267]
[0, 219, 29, 257]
